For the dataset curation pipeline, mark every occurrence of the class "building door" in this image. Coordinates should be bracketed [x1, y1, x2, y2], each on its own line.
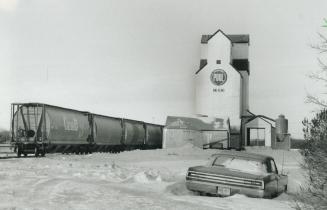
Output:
[247, 128, 265, 146]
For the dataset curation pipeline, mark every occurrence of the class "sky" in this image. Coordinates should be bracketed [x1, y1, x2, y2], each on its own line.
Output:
[0, 0, 326, 138]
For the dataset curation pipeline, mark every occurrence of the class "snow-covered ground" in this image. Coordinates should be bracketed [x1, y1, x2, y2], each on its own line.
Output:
[0, 145, 304, 210]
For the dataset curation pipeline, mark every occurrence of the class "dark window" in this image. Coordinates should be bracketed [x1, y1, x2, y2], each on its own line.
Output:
[216, 60, 221, 64]
[247, 128, 265, 146]
[271, 159, 278, 174]
[266, 159, 278, 174]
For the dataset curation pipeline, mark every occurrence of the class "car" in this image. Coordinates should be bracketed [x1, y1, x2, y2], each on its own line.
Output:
[185, 151, 288, 198]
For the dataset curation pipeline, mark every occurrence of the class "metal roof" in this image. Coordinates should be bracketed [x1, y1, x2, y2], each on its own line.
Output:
[165, 116, 228, 131]
[246, 115, 276, 126]
[201, 29, 250, 44]
[195, 59, 208, 74]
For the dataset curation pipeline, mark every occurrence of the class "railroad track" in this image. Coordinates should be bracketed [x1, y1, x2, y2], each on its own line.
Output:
[0, 143, 15, 157]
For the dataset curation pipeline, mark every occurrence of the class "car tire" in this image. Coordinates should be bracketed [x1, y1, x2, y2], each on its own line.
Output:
[34, 148, 39, 157]
[17, 150, 21, 158]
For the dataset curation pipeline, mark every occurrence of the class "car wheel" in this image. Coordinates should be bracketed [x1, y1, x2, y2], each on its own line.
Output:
[34, 148, 39, 157]
[17, 149, 21, 158]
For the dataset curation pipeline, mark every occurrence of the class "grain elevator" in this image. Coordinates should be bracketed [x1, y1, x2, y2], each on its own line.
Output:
[163, 29, 290, 150]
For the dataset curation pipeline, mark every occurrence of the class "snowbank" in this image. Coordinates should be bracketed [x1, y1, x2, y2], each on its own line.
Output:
[0, 146, 302, 209]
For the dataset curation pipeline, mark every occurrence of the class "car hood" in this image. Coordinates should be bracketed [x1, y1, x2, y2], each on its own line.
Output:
[188, 165, 267, 180]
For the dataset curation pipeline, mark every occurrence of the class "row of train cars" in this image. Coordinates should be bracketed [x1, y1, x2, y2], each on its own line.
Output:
[10, 103, 163, 157]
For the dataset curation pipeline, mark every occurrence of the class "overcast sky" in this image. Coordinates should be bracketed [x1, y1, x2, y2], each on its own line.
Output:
[0, 0, 326, 138]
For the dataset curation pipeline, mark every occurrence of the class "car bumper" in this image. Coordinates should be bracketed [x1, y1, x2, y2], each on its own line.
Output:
[186, 180, 266, 198]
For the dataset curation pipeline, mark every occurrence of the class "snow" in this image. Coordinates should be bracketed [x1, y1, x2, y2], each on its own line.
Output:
[0, 145, 304, 209]
[212, 156, 269, 176]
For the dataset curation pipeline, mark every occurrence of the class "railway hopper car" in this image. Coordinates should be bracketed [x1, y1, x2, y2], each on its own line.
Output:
[144, 123, 163, 149]
[122, 119, 146, 150]
[92, 114, 124, 152]
[11, 103, 91, 157]
[10, 103, 164, 157]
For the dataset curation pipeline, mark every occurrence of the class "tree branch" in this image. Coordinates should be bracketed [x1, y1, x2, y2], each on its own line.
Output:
[308, 74, 327, 83]
[306, 95, 327, 107]
[317, 58, 327, 71]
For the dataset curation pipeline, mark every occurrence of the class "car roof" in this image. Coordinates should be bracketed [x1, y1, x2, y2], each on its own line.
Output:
[211, 151, 272, 162]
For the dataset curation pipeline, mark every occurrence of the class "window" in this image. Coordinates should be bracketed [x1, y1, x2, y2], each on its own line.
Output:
[216, 60, 221, 64]
[212, 156, 268, 175]
[248, 128, 265, 146]
[266, 159, 278, 174]
[270, 159, 277, 174]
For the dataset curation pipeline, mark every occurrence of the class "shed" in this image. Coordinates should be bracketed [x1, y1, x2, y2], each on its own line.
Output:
[244, 115, 275, 147]
[163, 116, 230, 149]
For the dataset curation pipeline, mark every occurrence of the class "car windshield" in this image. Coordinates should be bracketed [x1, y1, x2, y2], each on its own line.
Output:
[212, 156, 268, 175]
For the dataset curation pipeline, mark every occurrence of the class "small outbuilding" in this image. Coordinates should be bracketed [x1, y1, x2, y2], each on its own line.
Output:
[243, 115, 275, 147]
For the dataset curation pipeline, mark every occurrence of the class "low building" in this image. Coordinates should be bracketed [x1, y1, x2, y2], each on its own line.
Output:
[244, 115, 275, 147]
[163, 116, 230, 149]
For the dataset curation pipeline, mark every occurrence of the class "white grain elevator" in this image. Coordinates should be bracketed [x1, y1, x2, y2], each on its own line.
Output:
[195, 29, 250, 148]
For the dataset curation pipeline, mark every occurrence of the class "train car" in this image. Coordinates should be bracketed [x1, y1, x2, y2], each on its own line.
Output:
[144, 123, 163, 149]
[11, 103, 91, 157]
[10, 102, 165, 157]
[92, 114, 123, 152]
[122, 119, 145, 150]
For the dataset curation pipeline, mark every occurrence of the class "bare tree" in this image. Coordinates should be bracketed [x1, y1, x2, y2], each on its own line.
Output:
[306, 22, 327, 106]
[297, 20, 327, 210]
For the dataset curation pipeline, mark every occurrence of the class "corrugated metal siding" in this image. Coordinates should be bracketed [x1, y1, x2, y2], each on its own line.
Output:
[163, 129, 203, 148]
[202, 130, 228, 148]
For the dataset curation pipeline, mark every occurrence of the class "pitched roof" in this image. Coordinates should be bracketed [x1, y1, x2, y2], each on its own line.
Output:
[232, 59, 250, 75]
[247, 115, 276, 123]
[245, 115, 276, 127]
[201, 29, 250, 44]
[195, 59, 207, 74]
[165, 116, 228, 130]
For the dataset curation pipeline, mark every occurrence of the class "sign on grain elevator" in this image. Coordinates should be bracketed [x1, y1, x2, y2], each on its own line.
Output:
[195, 29, 250, 128]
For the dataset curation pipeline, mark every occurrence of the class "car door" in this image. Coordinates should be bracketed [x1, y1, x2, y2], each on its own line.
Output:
[265, 159, 278, 197]
[270, 159, 287, 193]
[271, 159, 288, 193]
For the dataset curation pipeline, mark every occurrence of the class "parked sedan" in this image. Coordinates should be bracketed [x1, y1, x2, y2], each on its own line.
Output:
[185, 151, 288, 198]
